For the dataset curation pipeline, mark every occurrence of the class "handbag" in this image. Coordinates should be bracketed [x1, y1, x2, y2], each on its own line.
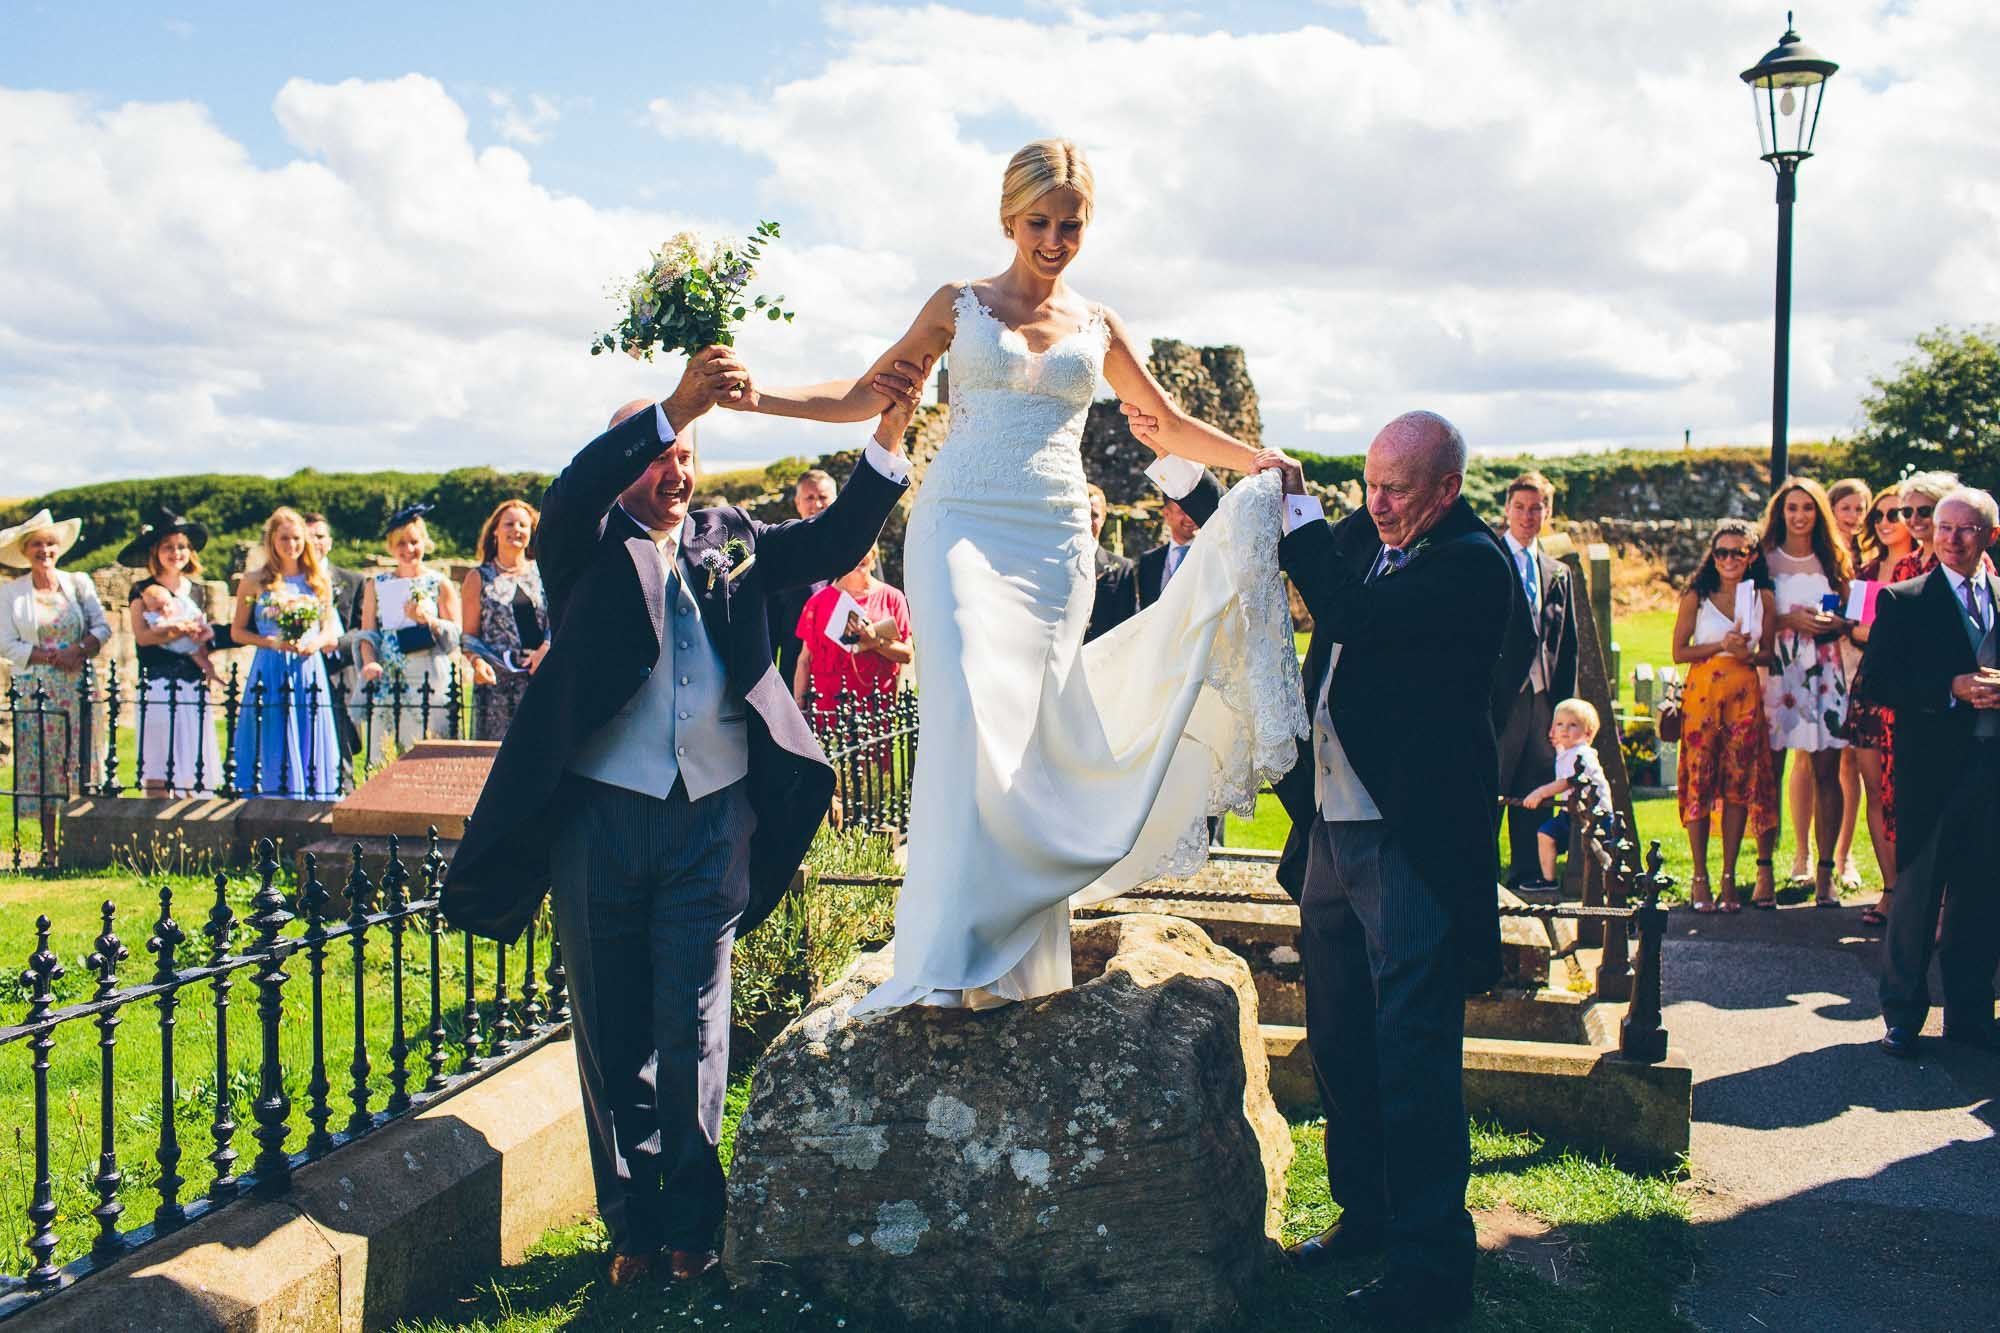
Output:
[1655, 677, 1685, 744]
[393, 624, 436, 654]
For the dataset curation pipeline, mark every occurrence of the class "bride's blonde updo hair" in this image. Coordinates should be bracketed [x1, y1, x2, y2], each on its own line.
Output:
[999, 139, 1095, 237]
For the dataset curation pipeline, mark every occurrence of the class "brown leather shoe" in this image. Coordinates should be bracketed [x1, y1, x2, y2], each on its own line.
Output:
[668, 1248, 720, 1281]
[607, 1251, 655, 1287]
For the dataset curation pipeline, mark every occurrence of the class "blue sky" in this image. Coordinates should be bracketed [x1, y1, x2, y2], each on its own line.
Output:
[3, 2, 1995, 489]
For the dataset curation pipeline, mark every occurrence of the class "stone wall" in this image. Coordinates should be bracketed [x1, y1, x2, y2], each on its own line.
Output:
[1562, 518, 1721, 586]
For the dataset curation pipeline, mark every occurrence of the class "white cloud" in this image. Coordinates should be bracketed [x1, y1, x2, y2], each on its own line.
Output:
[488, 90, 561, 146]
[3, 3, 1998, 495]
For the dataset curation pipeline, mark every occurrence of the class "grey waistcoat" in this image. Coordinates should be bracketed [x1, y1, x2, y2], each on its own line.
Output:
[569, 538, 749, 800]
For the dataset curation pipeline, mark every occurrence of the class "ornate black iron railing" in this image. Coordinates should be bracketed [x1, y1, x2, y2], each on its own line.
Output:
[1497, 769, 1672, 1063]
[3, 660, 481, 872]
[803, 684, 917, 840]
[0, 833, 564, 1315]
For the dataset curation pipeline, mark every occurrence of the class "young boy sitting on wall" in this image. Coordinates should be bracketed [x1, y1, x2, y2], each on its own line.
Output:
[1517, 698, 1612, 891]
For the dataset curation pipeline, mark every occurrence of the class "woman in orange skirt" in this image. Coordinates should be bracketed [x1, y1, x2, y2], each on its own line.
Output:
[1673, 519, 1780, 912]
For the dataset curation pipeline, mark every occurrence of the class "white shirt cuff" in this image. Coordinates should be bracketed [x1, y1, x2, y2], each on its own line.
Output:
[1145, 454, 1204, 500]
[1283, 495, 1324, 533]
[863, 436, 912, 484]
[653, 402, 677, 443]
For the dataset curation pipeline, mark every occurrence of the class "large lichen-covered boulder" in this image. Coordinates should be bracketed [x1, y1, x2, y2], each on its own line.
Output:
[722, 914, 1292, 1332]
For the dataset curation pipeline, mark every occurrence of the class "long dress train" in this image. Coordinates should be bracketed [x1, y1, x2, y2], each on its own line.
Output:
[849, 285, 1305, 1016]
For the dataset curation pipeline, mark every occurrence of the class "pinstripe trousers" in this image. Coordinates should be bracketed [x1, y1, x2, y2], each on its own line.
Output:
[549, 774, 755, 1256]
[1299, 817, 1475, 1291]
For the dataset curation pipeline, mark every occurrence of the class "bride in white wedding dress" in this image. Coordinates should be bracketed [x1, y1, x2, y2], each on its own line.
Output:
[728, 139, 1306, 1014]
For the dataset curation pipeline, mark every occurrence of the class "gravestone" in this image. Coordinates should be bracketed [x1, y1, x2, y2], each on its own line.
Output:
[301, 739, 498, 890]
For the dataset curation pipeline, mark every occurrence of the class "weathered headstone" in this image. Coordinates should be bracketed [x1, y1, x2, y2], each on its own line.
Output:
[331, 739, 498, 840]
[301, 739, 498, 889]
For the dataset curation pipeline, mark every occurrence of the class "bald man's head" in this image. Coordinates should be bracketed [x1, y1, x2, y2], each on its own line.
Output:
[1362, 410, 1467, 550]
[609, 399, 653, 430]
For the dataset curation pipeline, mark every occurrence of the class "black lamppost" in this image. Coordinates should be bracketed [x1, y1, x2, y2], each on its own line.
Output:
[1741, 12, 1837, 488]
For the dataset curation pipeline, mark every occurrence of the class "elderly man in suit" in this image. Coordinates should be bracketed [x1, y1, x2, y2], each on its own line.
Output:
[1084, 483, 1137, 642]
[1135, 469, 1222, 609]
[1859, 486, 2000, 1059]
[1255, 412, 1513, 1326]
[765, 468, 837, 688]
[444, 346, 927, 1285]
[1491, 471, 1579, 886]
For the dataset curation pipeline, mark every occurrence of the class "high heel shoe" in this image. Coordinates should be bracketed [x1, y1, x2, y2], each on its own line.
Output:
[1814, 859, 1842, 908]
[1719, 871, 1743, 914]
[1751, 858, 1778, 909]
[1690, 872, 1717, 914]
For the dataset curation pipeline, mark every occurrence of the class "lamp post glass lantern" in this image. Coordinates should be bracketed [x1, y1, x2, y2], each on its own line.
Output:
[1741, 12, 1837, 489]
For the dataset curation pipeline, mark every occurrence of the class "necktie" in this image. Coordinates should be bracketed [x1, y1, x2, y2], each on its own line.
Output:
[1521, 547, 1540, 615]
[1164, 543, 1186, 587]
[1965, 575, 1985, 633]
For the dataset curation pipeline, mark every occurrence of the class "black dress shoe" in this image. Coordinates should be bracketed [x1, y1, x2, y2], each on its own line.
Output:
[1942, 1024, 2000, 1054]
[1344, 1273, 1473, 1326]
[1283, 1221, 1385, 1270]
[1880, 1026, 1919, 1059]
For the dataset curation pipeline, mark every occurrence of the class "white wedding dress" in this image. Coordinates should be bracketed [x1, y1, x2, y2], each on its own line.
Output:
[848, 284, 1307, 1016]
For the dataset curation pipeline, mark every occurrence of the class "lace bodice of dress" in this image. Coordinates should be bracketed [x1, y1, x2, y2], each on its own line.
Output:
[923, 284, 1107, 504]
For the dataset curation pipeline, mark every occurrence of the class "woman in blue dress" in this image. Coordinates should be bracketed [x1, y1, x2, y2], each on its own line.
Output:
[229, 506, 343, 799]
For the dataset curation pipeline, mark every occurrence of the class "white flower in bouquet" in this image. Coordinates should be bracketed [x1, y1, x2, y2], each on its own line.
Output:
[593, 221, 794, 362]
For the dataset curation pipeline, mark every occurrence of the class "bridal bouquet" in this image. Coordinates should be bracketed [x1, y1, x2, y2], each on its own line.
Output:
[260, 588, 322, 645]
[591, 222, 794, 361]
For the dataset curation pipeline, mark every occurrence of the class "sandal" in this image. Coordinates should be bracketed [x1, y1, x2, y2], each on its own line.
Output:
[1690, 873, 1717, 914]
[1814, 859, 1842, 908]
[1751, 858, 1778, 910]
[1859, 891, 1892, 927]
[1719, 871, 1743, 914]
[1840, 858, 1865, 893]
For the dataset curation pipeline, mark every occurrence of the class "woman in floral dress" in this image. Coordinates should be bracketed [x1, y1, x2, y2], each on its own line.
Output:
[1756, 478, 1853, 908]
[0, 510, 111, 848]
[460, 499, 547, 740]
[1673, 520, 1779, 912]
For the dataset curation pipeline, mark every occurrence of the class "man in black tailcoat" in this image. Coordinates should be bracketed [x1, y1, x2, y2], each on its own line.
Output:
[1490, 471, 1578, 886]
[1257, 411, 1514, 1326]
[443, 347, 925, 1285]
[1859, 486, 2000, 1059]
[1135, 468, 1221, 609]
[1085, 483, 1137, 642]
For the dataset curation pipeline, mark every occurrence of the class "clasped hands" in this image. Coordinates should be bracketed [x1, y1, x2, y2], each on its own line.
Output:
[1952, 668, 2000, 710]
[1117, 402, 1304, 493]
[666, 346, 931, 445]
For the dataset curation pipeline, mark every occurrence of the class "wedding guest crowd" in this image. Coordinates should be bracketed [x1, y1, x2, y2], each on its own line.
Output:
[1672, 520, 1778, 911]
[792, 544, 911, 722]
[230, 507, 343, 799]
[766, 469, 838, 690]
[119, 507, 222, 795]
[1861, 487, 2000, 1058]
[462, 499, 548, 739]
[0, 509, 109, 844]
[1491, 471, 1578, 888]
[356, 504, 460, 763]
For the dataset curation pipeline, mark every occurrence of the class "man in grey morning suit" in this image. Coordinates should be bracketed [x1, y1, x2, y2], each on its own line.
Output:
[443, 346, 927, 1286]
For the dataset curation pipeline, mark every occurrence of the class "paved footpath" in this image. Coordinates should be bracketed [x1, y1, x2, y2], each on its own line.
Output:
[1663, 905, 2000, 1332]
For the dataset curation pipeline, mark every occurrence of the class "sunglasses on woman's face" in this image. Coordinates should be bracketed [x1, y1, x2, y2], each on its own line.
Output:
[1712, 547, 1751, 561]
[1893, 505, 1935, 520]
[1869, 507, 1899, 524]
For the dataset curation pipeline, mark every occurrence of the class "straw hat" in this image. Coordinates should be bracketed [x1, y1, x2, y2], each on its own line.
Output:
[0, 509, 82, 570]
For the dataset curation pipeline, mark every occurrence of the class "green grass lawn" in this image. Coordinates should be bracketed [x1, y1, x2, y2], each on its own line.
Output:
[0, 867, 518, 1279]
[398, 1087, 1693, 1333]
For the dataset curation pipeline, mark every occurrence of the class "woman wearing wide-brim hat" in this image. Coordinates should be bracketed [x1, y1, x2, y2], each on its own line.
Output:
[120, 506, 224, 796]
[0, 509, 112, 849]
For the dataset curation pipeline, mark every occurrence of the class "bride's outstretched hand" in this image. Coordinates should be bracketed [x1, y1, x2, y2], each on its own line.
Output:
[869, 355, 933, 450]
[1251, 448, 1305, 495]
[1118, 402, 1166, 455]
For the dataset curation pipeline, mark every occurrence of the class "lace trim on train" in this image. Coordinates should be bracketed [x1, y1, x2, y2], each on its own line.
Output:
[1144, 470, 1310, 882]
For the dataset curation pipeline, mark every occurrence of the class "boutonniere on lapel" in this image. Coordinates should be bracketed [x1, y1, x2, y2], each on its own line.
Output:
[699, 537, 756, 595]
[1380, 535, 1433, 577]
